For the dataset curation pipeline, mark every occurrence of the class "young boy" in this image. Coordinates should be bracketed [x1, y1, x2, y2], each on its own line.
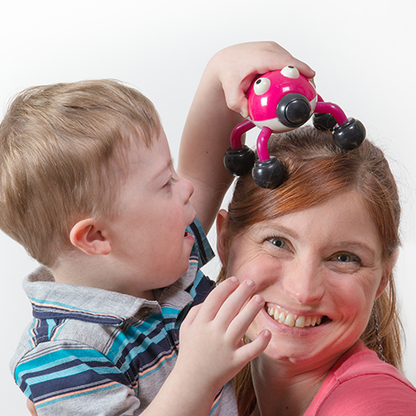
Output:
[2, 42, 314, 415]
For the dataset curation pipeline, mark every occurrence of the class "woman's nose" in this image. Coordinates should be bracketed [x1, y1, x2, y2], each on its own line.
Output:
[282, 259, 324, 305]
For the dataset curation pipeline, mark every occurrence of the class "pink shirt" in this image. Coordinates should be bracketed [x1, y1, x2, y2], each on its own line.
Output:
[305, 341, 416, 415]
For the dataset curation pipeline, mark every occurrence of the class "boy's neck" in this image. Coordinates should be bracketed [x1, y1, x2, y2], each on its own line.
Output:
[50, 252, 156, 301]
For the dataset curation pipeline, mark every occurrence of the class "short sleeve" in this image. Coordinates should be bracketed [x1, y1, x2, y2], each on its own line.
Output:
[317, 374, 416, 415]
[13, 340, 141, 416]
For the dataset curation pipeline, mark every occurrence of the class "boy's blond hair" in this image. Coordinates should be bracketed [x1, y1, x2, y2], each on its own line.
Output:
[0, 79, 161, 267]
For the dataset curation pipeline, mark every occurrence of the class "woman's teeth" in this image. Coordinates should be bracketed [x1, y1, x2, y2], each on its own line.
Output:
[267, 306, 324, 328]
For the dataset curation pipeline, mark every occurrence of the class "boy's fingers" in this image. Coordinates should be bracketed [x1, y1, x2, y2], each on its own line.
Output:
[240, 330, 271, 362]
[195, 277, 240, 322]
[236, 329, 271, 364]
[226, 294, 265, 341]
[213, 279, 258, 329]
[181, 303, 202, 328]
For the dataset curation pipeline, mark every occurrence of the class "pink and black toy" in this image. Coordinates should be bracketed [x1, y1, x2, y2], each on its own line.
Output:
[223, 66, 366, 188]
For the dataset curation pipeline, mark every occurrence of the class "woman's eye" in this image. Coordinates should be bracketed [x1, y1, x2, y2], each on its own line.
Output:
[332, 253, 360, 263]
[267, 237, 287, 249]
[327, 252, 362, 273]
[337, 254, 352, 262]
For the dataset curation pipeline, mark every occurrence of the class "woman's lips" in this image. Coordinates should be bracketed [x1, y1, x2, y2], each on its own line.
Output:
[266, 303, 330, 328]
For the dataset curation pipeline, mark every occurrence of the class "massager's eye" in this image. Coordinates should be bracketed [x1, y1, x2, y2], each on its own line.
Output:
[281, 66, 300, 79]
[253, 77, 271, 95]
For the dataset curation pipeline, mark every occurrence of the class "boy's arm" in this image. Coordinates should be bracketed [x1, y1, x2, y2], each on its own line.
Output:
[141, 277, 270, 416]
[26, 278, 267, 416]
[178, 41, 315, 233]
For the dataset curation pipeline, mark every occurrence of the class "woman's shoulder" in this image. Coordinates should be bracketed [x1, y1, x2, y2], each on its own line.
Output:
[308, 342, 416, 415]
[331, 341, 414, 388]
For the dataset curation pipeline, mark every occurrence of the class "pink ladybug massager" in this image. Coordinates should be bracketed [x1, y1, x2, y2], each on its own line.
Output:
[223, 66, 366, 188]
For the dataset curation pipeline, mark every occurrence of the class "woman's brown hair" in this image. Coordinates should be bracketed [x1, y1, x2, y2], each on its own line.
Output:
[217, 126, 403, 415]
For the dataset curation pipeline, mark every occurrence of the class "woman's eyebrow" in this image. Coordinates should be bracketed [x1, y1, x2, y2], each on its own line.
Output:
[331, 241, 377, 257]
[255, 223, 299, 240]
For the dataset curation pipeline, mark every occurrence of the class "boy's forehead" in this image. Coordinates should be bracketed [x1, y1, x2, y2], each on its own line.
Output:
[117, 136, 174, 180]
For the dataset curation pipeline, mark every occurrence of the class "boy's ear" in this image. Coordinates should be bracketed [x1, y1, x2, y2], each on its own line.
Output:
[69, 219, 111, 256]
[216, 209, 229, 264]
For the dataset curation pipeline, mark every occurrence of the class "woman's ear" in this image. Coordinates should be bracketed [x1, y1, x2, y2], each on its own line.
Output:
[216, 209, 229, 264]
[69, 219, 111, 256]
[376, 248, 400, 299]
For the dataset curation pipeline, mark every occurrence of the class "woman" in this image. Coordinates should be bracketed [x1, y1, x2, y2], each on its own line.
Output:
[216, 126, 416, 415]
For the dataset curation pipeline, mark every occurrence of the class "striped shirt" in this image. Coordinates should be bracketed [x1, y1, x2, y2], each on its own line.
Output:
[10, 220, 238, 415]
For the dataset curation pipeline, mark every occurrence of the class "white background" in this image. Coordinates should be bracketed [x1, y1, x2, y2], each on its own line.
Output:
[1, 1, 415, 413]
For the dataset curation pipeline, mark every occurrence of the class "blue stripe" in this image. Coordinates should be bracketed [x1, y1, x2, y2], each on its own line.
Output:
[16, 348, 115, 382]
[36, 382, 120, 409]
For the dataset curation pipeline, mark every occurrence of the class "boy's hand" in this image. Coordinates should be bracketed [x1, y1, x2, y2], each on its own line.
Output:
[210, 41, 316, 118]
[176, 277, 270, 392]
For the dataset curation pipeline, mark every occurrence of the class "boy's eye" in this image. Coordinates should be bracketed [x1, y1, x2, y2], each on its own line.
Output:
[163, 176, 178, 189]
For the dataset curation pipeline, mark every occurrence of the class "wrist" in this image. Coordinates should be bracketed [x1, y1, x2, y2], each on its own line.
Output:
[173, 354, 224, 397]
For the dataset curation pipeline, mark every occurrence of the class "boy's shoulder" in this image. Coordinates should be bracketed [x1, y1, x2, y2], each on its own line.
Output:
[10, 267, 159, 376]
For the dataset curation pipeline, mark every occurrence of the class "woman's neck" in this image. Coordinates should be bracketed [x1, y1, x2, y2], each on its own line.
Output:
[250, 355, 335, 416]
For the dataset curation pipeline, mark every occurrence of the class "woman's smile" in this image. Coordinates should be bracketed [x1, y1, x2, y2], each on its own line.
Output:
[265, 303, 330, 328]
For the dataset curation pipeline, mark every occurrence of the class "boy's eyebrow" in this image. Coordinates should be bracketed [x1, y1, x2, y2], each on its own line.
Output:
[152, 158, 175, 181]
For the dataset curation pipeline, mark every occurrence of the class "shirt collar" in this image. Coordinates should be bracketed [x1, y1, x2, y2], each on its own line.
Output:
[24, 265, 195, 326]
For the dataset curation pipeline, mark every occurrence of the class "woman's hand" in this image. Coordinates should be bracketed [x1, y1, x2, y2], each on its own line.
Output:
[210, 41, 315, 117]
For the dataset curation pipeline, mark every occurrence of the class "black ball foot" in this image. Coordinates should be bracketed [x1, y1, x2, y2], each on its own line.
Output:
[252, 157, 286, 189]
[313, 113, 337, 131]
[223, 145, 255, 176]
[333, 118, 366, 150]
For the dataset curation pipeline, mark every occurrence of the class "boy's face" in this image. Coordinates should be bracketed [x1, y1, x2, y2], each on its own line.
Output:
[105, 129, 196, 299]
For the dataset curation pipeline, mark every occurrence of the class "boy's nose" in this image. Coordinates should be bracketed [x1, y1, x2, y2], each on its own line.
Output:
[282, 260, 324, 305]
[182, 177, 194, 202]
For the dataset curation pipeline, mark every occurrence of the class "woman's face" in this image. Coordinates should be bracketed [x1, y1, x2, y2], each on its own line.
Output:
[218, 190, 392, 370]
